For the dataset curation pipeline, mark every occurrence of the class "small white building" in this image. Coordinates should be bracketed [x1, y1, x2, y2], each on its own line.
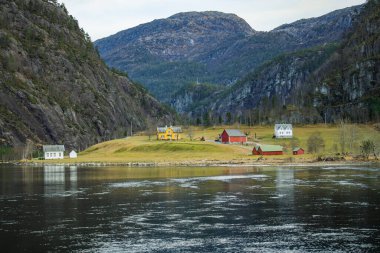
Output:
[43, 145, 65, 160]
[274, 124, 293, 138]
[69, 150, 77, 159]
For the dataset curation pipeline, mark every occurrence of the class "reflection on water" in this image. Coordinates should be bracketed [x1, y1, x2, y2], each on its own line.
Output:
[0, 165, 379, 252]
[276, 169, 295, 213]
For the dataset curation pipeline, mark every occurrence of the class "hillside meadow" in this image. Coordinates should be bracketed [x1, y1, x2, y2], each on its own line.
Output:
[32, 124, 380, 164]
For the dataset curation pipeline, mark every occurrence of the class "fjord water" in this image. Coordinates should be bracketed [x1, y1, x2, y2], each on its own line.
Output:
[0, 165, 379, 252]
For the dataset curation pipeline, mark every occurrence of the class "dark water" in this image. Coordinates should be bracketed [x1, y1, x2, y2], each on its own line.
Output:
[0, 165, 380, 252]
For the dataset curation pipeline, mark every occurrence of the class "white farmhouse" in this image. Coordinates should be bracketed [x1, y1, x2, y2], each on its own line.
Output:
[274, 124, 293, 138]
[69, 150, 77, 159]
[43, 145, 65, 160]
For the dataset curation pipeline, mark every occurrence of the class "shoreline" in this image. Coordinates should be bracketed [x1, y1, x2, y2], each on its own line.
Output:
[4, 159, 379, 168]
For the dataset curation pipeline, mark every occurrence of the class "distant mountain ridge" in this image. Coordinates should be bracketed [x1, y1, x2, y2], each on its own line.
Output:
[96, 11, 255, 61]
[95, 6, 362, 101]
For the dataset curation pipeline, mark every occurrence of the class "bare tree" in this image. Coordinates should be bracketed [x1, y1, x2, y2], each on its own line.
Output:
[145, 118, 157, 141]
[23, 139, 34, 160]
[187, 126, 194, 141]
[340, 122, 358, 154]
[148, 125, 157, 141]
[339, 120, 347, 154]
[307, 132, 325, 154]
[347, 124, 358, 153]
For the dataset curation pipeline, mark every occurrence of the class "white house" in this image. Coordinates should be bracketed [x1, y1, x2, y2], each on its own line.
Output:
[69, 150, 77, 159]
[274, 124, 293, 138]
[43, 145, 65, 160]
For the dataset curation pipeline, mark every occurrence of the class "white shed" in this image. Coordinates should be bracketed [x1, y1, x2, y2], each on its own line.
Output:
[43, 145, 65, 160]
[274, 124, 293, 138]
[69, 150, 77, 159]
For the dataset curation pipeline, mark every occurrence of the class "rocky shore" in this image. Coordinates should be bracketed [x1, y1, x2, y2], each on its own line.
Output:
[10, 158, 379, 168]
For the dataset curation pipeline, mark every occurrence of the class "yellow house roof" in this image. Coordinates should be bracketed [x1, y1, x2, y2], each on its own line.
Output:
[157, 126, 182, 133]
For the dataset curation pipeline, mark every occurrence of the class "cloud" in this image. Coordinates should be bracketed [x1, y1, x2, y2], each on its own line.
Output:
[59, 0, 366, 40]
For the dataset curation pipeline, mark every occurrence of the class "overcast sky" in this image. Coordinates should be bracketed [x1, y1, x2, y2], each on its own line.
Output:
[59, 0, 366, 41]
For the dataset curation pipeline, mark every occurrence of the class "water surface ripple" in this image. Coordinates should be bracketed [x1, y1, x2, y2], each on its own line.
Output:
[0, 165, 379, 252]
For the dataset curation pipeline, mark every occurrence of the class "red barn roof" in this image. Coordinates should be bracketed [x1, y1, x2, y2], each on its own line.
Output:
[224, 129, 246, 137]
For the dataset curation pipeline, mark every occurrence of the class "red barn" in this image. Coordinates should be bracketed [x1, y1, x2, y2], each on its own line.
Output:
[293, 147, 304, 155]
[221, 129, 247, 144]
[252, 145, 283, 155]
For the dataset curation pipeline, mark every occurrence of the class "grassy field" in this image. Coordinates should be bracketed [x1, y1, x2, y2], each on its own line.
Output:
[38, 124, 380, 164]
[59, 136, 251, 164]
[184, 124, 380, 154]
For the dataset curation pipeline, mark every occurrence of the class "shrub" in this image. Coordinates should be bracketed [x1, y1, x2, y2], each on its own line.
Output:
[360, 140, 375, 160]
[0, 33, 11, 49]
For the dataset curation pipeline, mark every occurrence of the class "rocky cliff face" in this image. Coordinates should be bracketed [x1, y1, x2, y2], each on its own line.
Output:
[0, 0, 172, 149]
[183, 45, 339, 123]
[312, 0, 380, 122]
[171, 83, 220, 114]
[95, 6, 362, 102]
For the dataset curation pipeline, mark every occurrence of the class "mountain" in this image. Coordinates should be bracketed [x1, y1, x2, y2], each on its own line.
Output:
[311, 0, 380, 122]
[0, 0, 173, 149]
[95, 6, 362, 101]
[185, 0, 379, 124]
[95, 11, 255, 100]
[187, 44, 340, 124]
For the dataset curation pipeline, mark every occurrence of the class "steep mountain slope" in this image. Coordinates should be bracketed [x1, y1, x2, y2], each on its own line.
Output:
[312, 0, 380, 122]
[178, 44, 339, 123]
[95, 6, 362, 101]
[191, 0, 379, 124]
[171, 83, 220, 114]
[0, 0, 172, 149]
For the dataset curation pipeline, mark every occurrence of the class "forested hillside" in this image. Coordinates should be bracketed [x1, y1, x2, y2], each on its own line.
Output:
[0, 0, 173, 150]
[311, 0, 380, 123]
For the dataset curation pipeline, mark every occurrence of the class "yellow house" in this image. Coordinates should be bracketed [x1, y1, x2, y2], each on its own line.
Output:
[157, 126, 182, 140]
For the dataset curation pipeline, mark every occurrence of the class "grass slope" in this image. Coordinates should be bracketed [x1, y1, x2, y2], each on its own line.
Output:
[40, 124, 379, 164]
[74, 136, 250, 163]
